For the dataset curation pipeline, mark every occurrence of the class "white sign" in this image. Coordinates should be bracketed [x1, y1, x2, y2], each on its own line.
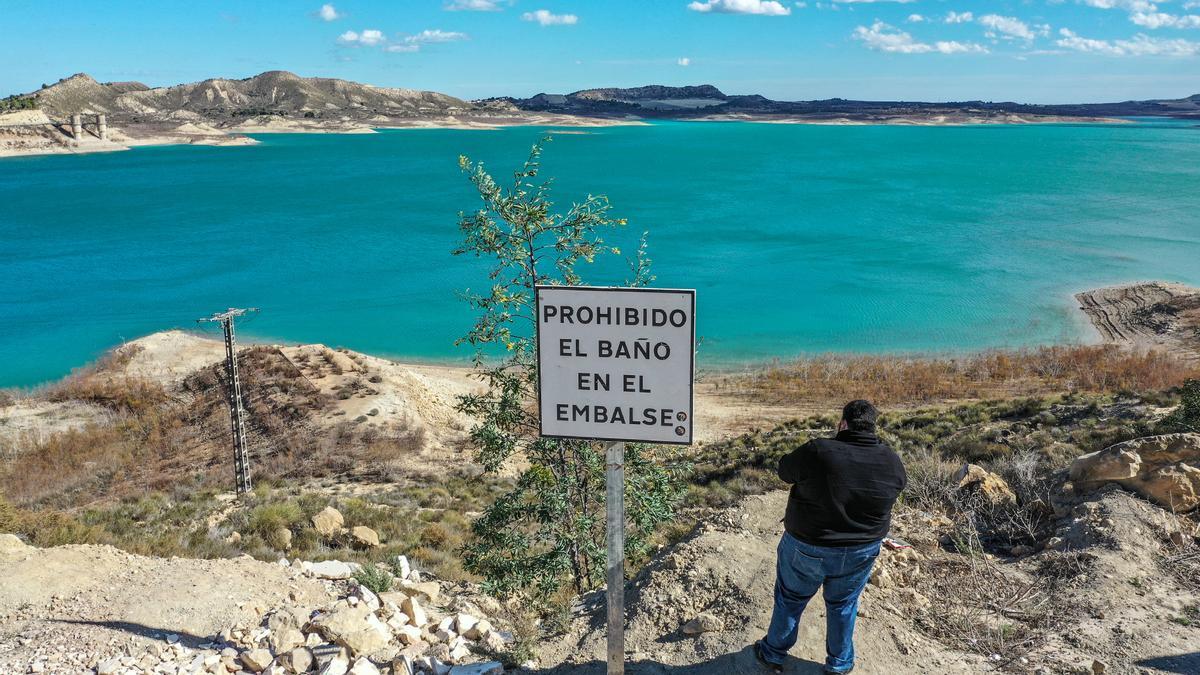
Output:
[536, 285, 695, 445]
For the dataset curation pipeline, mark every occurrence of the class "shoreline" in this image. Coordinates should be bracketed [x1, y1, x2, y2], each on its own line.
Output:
[8, 279, 1199, 391]
[0, 111, 1138, 161]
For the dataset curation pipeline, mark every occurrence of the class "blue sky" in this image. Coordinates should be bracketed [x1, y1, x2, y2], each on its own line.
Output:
[2, 0, 1198, 103]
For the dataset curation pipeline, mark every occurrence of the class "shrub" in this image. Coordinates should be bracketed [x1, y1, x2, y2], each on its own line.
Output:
[353, 564, 394, 594]
[1161, 379, 1200, 433]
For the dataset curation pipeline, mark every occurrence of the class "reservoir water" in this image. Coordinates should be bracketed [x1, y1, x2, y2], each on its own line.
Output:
[2, 119, 1198, 387]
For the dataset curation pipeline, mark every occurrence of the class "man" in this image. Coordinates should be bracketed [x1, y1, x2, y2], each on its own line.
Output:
[756, 400, 906, 674]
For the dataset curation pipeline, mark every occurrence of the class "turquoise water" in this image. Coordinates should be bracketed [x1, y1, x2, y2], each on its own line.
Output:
[2, 120, 1199, 387]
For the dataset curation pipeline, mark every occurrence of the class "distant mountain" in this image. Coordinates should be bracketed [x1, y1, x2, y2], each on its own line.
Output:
[13, 73, 1200, 138]
[29, 71, 469, 122]
[497, 84, 1200, 120]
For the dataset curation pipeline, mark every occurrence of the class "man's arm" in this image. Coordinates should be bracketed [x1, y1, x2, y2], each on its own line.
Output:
[777, 442, 812, 484]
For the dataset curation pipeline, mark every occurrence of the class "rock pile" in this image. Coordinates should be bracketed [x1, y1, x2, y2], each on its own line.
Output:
[85, 555, 511, 675]
[1069, 433, 1200, 511]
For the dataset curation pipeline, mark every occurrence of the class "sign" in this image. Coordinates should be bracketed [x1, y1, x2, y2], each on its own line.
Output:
[536, 285, 695, 445]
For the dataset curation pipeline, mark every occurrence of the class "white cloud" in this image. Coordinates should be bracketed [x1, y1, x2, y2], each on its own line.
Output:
[945, 11, 973, 24]
[1057, 27, 1200, 55]
[687, 0, 792, 15]
[678, 57, 692, 66]
[978, 14, 1038, 41]
[1130, 11, 1200, 28]
[833, 0, 916, 3]
[853, 21, 988, 54]
[907, 14, 925, 23]
[318, 4, 342, 21]
[445, 0, 502, 10]
[338, 28, 467, 53]
[522, 9, 579, 25]
[405, 29, 469, 44]
[1077, 0, 1200, 29]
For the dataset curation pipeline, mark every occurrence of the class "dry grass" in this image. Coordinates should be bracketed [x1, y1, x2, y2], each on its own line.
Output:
[727, 345, 1200, 407]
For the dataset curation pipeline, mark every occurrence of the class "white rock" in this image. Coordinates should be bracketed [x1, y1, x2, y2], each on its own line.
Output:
[454, 613, 480, 636]
[348, 658, 381, 675]
[307, 560, 357, 580]
[395, 556, 412, 581]
[449, 663, 505, 675]
[402, 596, 427, 629]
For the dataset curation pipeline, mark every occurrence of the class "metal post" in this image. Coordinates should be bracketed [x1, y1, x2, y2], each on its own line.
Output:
[222, 317, 252, 496]
[606, 441, 626, 675]
[199, 307, 257, 497]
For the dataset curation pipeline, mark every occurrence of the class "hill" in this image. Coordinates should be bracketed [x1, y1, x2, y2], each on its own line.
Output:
[498, 84, 1200, 124]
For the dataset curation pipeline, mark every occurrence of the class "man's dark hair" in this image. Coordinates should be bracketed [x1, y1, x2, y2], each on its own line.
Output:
[842, 399, 879, 432]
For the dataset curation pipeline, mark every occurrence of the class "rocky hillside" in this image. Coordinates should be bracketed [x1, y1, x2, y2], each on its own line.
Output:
[30, 72, 469, 122]
[499, 85, 1200, 122]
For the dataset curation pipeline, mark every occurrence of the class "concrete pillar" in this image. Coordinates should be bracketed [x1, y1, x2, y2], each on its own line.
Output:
[70, 114, 82, 141]
[97, 114, 107, 141]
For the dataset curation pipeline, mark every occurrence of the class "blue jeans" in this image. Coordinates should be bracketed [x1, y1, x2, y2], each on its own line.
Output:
[761, 532, 881, 673]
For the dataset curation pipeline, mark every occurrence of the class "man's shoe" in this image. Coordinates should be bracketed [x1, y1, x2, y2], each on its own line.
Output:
[824, 667, 854, 674]
[753, 640, 783, 673]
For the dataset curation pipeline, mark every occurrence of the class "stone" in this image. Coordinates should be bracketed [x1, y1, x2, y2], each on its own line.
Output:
[481, 630, 511, 652]
[314, 605, 392, 658]
[350, 526, 381, 548]
[240, 649, 274, 673]
[348, 658, 381, 675]
[869, 565, 894, 589]
[396, 581, 442, 605]
[95, 659, 120, 675]
[954, 463, 1017, 506]
[395, 556, 412, 581]
[1092, 659, 1108, 674]
[1069, 434, 1200, 511]
[395, 625, 424, 645]
[270, 628, 306, 654]
[449, 663, 504, 675]
[681, 612, 724, 635]
[402, 596, 428, 628]
[1169, 531, 1190, 546]
[454, 613, 480, 636]
[352, 583, 381, 611]
[463, 619, 492, 641]
[226, 531, 242, 545]
[392, 655, 416, 675]
[1010, 545, 1035, 557]
[276, 528, 294, 550]
[314, 645, 350, 675]
[280, 647, 313, 674]
[307, 560, 358, 580]
[312, 507, 345, 537]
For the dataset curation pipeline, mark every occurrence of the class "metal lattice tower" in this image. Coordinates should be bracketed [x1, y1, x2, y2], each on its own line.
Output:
[198, 308, 258, 497]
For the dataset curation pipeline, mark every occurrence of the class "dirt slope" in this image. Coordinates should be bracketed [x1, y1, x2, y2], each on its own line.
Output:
[538, 487, 1200, 675]
[0, 534, 329, 674]
[538, 491, 986, 674]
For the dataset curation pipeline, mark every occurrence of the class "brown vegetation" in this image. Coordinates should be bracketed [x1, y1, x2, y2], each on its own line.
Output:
[726, 345, 1200, 408]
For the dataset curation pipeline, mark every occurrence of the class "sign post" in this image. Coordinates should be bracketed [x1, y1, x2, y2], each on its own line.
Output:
[535, 285, 695, 675]
[605, 441, 625, 675]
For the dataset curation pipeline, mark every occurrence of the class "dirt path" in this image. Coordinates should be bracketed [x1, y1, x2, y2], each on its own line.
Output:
[0, 535, 329, 674]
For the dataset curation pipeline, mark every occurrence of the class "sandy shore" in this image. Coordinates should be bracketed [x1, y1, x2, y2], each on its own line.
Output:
[1, 108, 1125, 160]
[1076, 281, 1200, 361]
[0, 112, 652, 159]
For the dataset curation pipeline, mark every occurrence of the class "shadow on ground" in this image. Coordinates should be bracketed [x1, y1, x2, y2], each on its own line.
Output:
[533, 645, 824, 674]
[51, 620, 210, 650]
[1137, 652, 1200, 674]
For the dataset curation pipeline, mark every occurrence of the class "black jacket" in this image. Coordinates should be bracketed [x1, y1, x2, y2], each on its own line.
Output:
[778, 429, 907, 547]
